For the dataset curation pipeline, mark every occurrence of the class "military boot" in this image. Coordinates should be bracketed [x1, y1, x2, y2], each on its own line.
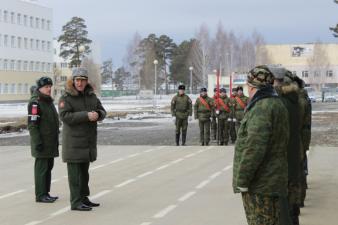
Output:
[182, 132, 187, 146]
[201, 142, 204, 146]
[176, 133, 180, 146]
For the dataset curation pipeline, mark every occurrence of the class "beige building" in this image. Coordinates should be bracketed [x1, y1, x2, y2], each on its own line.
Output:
[208, 72, 249, 97]
[264, 43, 338, 91]
[0, 0, 53, 102]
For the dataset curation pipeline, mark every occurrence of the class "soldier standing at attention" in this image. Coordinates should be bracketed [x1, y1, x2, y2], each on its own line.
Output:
[229, 87, 238, 143]
[211, 87, 219, 140]
[215, 88, 232, 145]
[233, 65, 289, 225]
[171, 84, 192, 146]
[194, 88, 214, 146]
[59, 68, 106, 211]
[233, 86, 249, 134]
[28, 77, 59, 203]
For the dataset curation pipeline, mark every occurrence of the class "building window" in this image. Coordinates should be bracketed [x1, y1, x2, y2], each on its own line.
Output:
[47, 41, 51, 51]
[17, 83, 22, 94]
[41, 62, 45, 72]
[41, 19, 45, 29]
[42, 41, 45, 51]
[47, 20, 51, 30]
[17, 13, 21, 25]
[17, 60, 22, 71]
[30, 39, 34, 49]
[0, 34, 2, 47]
[24, 15, 27, 26]
[47, 63, 51, 72]
[35, 62, 40, 71]
[29, 61, 34, 71]
[10, 60, 15, 71]
[36, 40, 40, 50]
[10, 84, 15, 94]
[30, 16, 33, 27]
[17, 37, 22, 48]
[23, 61, 28, 71]
[3, 10, 8, 22]
[302, 71, 309, 78]
[35, 18, 39, 29]
[24, 83, 29, 94]
[24, 38, 28, 49]
[11, 36, 15, 48]
[326, 70, 333, 77]
[3, 59, 8, 71]
[314, 71, 321, 77]
[4, 35, 8, 47]
[4, 84, 9, 94]
[0, 10, 2, 22]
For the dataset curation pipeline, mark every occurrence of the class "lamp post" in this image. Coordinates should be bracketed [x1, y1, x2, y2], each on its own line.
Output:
[78, 45, 85, 67]
[189, 66, 193, 94]
[153, 59, 158, 111]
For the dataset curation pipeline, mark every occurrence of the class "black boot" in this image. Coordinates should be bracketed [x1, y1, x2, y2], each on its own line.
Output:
[182, 132, 187, 146]
[201, 142, 204, 146]
[176, 133, 180, 146]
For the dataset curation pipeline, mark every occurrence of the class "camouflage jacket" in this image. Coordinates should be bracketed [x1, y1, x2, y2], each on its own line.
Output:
[233, 86, 289, 196]
[232, 95, 249, 121]
[298, 89, 312, 158]
[171, 93, 192, 119]
[215, 96, 231, 120]
[194, 95, 214, 121]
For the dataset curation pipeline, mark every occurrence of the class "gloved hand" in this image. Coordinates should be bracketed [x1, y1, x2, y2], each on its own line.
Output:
[36, 144, 43, 152]
[188, 116, 192, 121]
[237, 187, 248, 192]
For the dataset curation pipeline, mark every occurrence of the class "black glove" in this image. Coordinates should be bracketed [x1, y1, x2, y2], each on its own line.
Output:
[36, 144, 43, 152]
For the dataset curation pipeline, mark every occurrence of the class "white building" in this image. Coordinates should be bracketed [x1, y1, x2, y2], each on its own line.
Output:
[0, 0, 53, 101]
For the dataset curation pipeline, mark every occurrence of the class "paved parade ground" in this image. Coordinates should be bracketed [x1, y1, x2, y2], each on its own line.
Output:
[0, 145, 337, 225]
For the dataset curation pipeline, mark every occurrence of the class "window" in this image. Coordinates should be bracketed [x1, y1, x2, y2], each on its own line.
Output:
[10, 60, 15, 71]
[35, 62, 40, 71]
[17, 83, 22, 94]
[30, 39, 34, 49]
[3, 10, 8, 22]
[41, 62, 45, 72]
[29, 61, 34, 71]
[17, 13, 21, 25]
[36, 40, 39, 50]
[4, 84, 9, 94]
[47, 41, 51, 51]
[17, 37, 22, 48]
[3, 59, 8, 71]
[11, 36, 15, 48]
[47, 63, 51, 72]
[10, 12, 15, 24]
[10, 83, 15, 94]
[47, 20, 51, 30]
[17, 60, 21, 71]
[24, 38, 28, 49]
[41, 19, 45, 29]
[4, 35, 8, 47]
[0, 34, 2, 47]
[41, 41, 45, 51]
[302, 71, 309, 78]
[24, 84, 29, 94]
[326, 70, 333, 77]
[23, 15, 27, 26]
[0, 10, 2, 22]
[30, 16, 33, 27]
[23, 61, 28, 71]
[314, 71, 321, 77]
[35, 18, 39, 29]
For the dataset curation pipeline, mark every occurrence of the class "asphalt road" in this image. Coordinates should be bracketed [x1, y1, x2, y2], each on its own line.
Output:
[0, 145, 336, 225]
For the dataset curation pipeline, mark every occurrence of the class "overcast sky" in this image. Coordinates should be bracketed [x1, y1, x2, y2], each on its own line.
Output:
[38, 0, 338, 66]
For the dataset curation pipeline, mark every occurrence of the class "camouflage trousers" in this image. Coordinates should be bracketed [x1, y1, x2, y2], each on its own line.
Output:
[175, 118, 188, 135]
[211, 116, 217, 139]
[242, 193, 280, 225]
[218, 118, 230, 144]
[229, 120, 237, 143]
[288, 182, 301, 225]
[198, 119, 211, 144]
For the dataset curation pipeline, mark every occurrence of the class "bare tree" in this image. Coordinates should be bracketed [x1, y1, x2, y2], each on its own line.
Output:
[252, 31, 270, 66]
[81, 58, 101, 94]
[307, 41, 330, 91]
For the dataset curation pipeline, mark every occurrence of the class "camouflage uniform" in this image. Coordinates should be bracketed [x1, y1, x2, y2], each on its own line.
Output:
[211, 91, 218, 140]
[171, 92, 192, 146]
[229, 89, 238, 143]
[215, 92, 231, 145]
[194, 90, 214, 146]
[233, 90, 249, 134]
[233, 66, 290, 225]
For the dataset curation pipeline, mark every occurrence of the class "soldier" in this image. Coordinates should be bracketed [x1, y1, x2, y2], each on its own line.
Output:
[171, 84, 192, 146]
[194, 88, 214, 146]
[233, 65, 289, 225]
[233, 86, 249, 134]
[59, 68, 106, 211]
[272, 67, 302, 225]
[215, 88, 232, 145]
[229, 88, 238, 143]
[211, 87, 219, 140]
[28, 77, 59, 203]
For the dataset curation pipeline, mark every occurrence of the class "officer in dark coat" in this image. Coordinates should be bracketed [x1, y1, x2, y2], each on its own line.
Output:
[28, 77, 59, 203]
[58, 68, 106, 211]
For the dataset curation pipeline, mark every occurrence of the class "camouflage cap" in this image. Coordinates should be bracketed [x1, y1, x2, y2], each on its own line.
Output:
[247, 65, 274, 88]
[72, 67, 88, 80]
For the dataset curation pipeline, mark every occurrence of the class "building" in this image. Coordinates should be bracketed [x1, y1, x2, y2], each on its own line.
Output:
[208, 72, 249, 97]
[0, 0, 53, 101]
[264, 43, 338, 91]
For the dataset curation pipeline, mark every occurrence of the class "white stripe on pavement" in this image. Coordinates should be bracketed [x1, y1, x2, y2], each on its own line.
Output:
[153, 205, 177, 219]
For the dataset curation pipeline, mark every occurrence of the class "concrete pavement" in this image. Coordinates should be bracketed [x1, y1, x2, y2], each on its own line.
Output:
[0, 145, 336, 225]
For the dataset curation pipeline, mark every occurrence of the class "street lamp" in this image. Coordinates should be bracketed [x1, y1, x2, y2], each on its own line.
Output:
[189, 66, 193, 94]
[153, 59, 158, 110]
[78, 45, 85, 67]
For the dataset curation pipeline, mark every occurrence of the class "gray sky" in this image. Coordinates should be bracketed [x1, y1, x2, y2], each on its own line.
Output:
[39, 0, 338, 66]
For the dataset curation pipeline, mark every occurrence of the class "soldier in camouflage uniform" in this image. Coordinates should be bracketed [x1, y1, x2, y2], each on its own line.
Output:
[211, 88, 219, 140]
[233, 86, 249, 134]
[171, 85, 193, 146]
[233, 65, 290, 225]
[215, 88, 232, 145]
[194, 88, 214, 146]
[272, 67, 302, 225]
[229, 88, 238, 143]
